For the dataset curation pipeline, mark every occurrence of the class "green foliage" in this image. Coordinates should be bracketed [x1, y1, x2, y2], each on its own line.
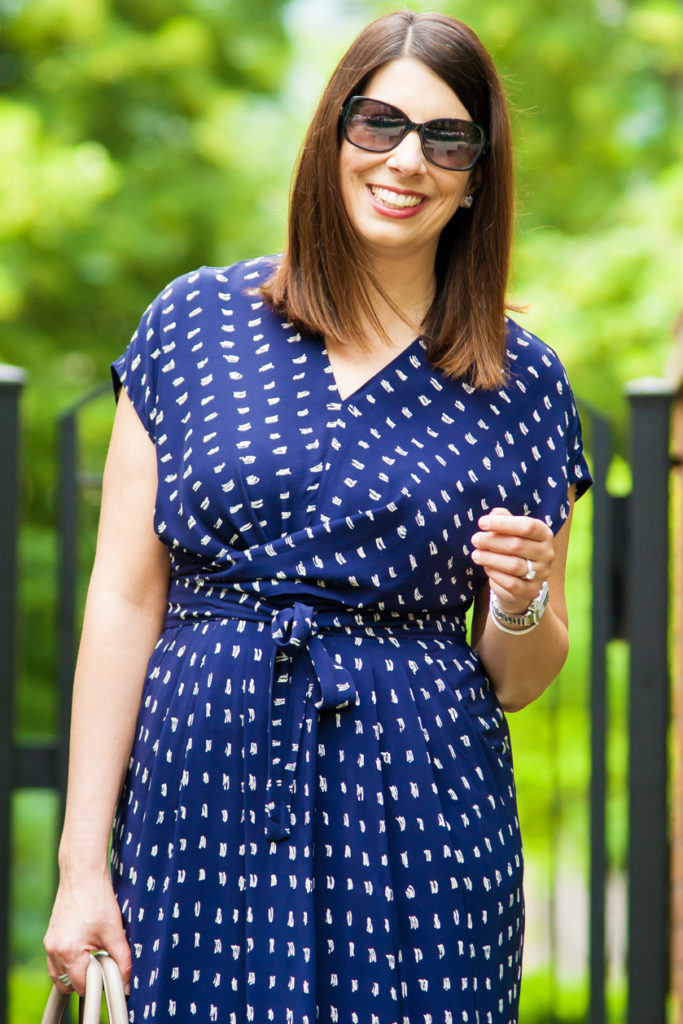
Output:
[9, 968, 51, 1024]
[10, 792, 57, 967]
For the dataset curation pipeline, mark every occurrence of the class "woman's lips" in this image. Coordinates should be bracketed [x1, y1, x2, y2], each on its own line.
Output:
[368, 184, 426, 217]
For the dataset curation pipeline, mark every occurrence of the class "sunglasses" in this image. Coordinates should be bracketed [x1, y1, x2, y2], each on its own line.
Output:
[341, 96, 487, 172]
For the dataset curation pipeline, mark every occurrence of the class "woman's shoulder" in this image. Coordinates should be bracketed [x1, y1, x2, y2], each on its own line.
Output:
[116, 254, 282, 381]
[503, 316, 574, 393]
[145, 255, 280, 314]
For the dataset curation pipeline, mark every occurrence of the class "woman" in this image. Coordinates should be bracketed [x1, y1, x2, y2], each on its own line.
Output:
[45, 10, 591, 1024]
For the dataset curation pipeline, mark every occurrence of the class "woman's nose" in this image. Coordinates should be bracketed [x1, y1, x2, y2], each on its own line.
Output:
[385, 130, 426, 176]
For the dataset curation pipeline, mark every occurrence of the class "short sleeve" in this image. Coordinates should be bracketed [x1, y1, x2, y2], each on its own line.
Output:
[501, 321, 593, 536]
[565, 387, 592, 501]
[534, 362, 593, 534]
[110, 290, 164, 442]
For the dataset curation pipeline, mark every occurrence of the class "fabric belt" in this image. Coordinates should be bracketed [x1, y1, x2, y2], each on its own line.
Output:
[164, 595, 467, 842]
[267, 602, 357, 840]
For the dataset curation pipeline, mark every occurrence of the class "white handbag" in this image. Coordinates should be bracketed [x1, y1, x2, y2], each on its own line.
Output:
[40, 952, 128, 1024]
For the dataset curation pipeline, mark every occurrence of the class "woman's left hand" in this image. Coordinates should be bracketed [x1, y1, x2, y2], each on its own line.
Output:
[471, 507, 554, 614]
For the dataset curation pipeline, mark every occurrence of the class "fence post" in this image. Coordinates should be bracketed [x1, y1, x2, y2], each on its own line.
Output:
[668, 314, 683, 1024]
[588, 412, 613, 1024]
[57, 411, 78, 820]
[55, 384, 108, 818]
[626, 378, 673, 1024]
[0, 365, 26, 1024]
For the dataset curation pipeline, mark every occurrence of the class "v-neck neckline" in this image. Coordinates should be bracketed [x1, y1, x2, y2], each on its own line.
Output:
[322, 336, 425, 405]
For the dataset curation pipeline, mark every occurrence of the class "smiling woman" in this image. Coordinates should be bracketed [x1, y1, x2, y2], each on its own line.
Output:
[263, 10, 513, 390]
[338, 60, 475, 264]
[44, 10, 591, 1024]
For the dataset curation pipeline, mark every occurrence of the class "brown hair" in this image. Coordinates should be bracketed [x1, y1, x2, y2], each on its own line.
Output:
[260, 10, 514, 389]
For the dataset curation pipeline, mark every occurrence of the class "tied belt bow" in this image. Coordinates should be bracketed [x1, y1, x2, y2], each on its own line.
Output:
[267, 602, 357, 841]
[164, 585, 465, 842]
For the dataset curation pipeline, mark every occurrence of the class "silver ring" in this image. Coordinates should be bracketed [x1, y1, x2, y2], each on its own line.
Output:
[524, 559, 537, 582]
[57, 972, 72, 987]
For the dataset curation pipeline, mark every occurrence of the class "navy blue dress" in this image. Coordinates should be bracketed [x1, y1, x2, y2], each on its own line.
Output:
[110, 256, 591, 1024]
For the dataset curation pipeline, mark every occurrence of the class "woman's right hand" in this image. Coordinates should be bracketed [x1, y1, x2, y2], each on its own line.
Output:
[43, 869, 131, 997]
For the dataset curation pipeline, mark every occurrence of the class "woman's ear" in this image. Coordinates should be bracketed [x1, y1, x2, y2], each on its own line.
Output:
[467, 164, 483, 196]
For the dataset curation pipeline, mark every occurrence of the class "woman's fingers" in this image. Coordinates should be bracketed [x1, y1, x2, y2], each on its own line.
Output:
[472, 513, 553, 561]
[44, 879, 132, 997]
[475, 512, 552, 544]
[102, 925, 133, 994]
[46, 949, 89, 996]
[47, 932, 130, 997]
[484, 566, 541, 603]
[471, 511, 555, 611]
[471, 548, 540, 579]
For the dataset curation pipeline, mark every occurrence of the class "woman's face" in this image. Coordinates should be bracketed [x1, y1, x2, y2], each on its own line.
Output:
[339, 58, 475, 268]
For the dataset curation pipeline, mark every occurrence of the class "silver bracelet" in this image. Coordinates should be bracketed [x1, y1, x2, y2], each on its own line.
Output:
[489, 581, 549, 635]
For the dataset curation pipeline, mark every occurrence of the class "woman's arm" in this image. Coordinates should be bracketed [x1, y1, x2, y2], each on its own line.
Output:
[44, 388, 170, 995]
[469, 487, 576, 712]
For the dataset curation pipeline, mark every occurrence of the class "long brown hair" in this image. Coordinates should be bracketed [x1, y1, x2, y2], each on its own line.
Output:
[260, 10, 514, 389]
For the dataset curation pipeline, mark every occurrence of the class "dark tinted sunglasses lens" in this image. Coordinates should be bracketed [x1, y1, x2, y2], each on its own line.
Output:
[345, 100, 406, 152]
[423, 121, 483, 169]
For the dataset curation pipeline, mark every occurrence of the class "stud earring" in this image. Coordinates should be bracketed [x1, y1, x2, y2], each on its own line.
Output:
[462, 194, 474, 209]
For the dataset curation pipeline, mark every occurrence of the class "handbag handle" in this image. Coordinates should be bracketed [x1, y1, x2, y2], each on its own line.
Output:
[40, 953, 128, 1024]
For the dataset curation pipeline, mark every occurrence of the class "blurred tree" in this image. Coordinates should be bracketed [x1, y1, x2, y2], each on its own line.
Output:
[484, 0, 683, 424]
[1, 0, 292, 381]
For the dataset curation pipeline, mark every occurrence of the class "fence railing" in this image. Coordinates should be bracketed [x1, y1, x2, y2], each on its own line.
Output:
[587, 408, 614, 1024]
[625, 381, 673, 1024]
[584, 381, 673, 1024]
[671, 360, 683, 1023]
[0, 366, 26, 1024]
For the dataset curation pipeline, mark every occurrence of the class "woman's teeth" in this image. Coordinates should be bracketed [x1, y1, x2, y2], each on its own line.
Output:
[371, 186, 423, 209]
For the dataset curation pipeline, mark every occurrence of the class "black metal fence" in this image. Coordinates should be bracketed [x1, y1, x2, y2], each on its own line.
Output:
[0, 372, 674, 1024]
[585, 381, 673, 1024]
[0, 366, 26, 1024]
[624, 382, 673, 1024]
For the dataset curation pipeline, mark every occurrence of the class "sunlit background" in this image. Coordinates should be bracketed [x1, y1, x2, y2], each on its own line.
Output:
[1, 0, 681, 1019]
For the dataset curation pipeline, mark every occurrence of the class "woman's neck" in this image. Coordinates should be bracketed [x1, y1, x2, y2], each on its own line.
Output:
[324, 254, 436, 399]
[363, 254, 437, 350]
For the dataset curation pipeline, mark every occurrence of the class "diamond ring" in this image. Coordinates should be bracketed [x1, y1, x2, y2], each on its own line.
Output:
[524, 559, 537, 582]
